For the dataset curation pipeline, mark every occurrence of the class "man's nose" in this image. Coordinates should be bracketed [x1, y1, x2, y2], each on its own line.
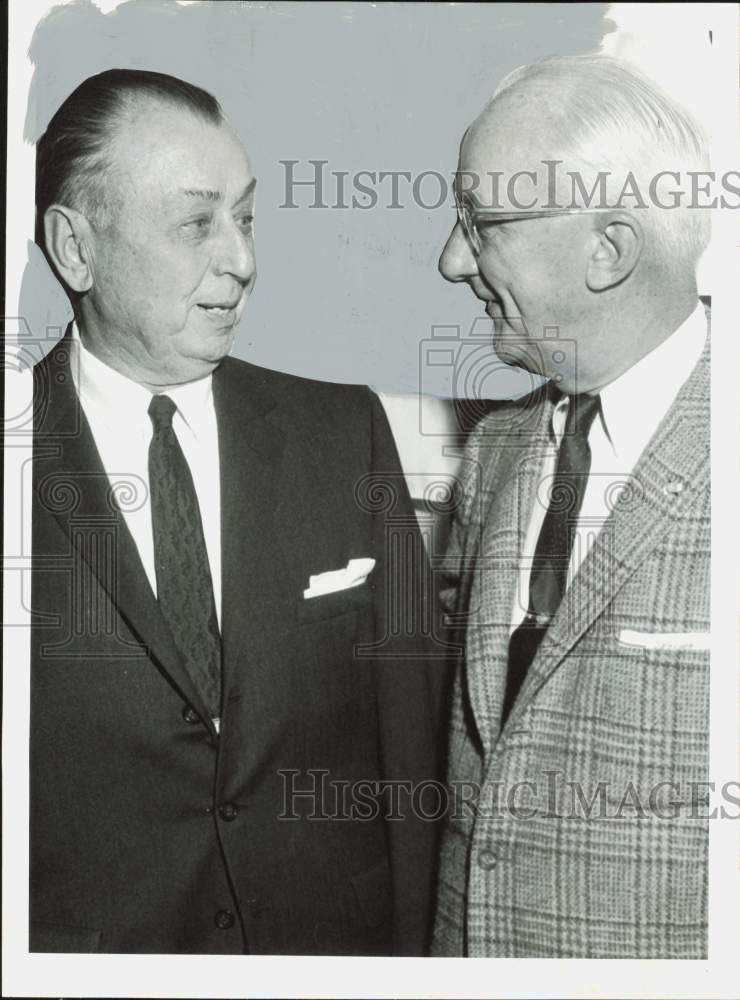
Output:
[213, 219, 255, 284]
[439, 221, 478, 283]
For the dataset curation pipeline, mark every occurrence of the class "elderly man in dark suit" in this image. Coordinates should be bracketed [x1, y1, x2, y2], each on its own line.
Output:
[30, 68, 448, 955]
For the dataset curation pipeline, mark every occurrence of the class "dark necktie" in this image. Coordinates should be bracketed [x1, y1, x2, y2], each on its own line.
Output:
[148, 394, 222, 720]
[502, 392, 601, 724]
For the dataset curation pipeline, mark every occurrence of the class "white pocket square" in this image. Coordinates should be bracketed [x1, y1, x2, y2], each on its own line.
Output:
[617, 629, 710, 651]
[303, 558, 376, 599]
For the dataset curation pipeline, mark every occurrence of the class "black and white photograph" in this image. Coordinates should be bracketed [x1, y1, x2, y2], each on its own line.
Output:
[3, 2, 738, 998]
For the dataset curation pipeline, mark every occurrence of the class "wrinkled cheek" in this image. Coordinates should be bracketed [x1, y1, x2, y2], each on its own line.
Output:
[495, 284, 530, 335]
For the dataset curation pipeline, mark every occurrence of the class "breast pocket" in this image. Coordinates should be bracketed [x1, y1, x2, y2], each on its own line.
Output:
[292, 584, 379, 759]
[296, 582, 375, 625]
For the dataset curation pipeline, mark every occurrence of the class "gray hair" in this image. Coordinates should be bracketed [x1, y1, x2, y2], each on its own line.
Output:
[489, 54, 711, 272]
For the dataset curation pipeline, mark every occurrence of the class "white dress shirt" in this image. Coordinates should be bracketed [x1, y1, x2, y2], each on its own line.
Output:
[511, 303, 707, 630]
[69, 325, 222, 625]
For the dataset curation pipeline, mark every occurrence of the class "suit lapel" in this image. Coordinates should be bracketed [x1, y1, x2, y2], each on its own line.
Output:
[213, 358, 294, 704]
[35, 336, 217, 732]
[505, 338, 711, 732]
[465, 391, 555, 754]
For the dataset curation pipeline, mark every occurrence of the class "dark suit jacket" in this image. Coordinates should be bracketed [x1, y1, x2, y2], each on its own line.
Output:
[30, 335, 451, 955]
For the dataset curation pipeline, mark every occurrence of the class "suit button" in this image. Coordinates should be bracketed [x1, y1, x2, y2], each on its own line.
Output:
[214, 909, 235, 930]
[478, 848, 497, 871]
[219, 802, 238, 821]
[182, 705, 200, 724]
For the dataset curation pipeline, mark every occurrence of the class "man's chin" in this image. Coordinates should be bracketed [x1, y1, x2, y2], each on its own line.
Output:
[191, 325, 239, 362]
[159, 341, 235, 387]
[493, 334, 541, 375]
[188, 349, 231, 376]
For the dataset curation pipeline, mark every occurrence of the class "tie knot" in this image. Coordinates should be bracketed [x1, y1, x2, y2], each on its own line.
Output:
[148, 393, 177, 431]
[565, 392, 601, 439]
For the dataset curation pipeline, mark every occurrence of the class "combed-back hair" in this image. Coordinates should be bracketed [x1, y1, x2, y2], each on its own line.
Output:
[488, 54, 711, 271]
[35, 68, 224, 243]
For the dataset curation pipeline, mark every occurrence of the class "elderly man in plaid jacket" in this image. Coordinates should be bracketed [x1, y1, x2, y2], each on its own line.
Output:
[432, 54, 711, 959]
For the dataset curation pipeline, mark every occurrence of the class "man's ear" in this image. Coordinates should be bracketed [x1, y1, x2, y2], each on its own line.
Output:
[585, 212, 643, 291]
[43, 205, 95, 293]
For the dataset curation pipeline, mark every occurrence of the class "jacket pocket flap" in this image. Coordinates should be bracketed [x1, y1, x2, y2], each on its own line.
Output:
[30, 920, 102, 953]
[617, 629, 710, 651]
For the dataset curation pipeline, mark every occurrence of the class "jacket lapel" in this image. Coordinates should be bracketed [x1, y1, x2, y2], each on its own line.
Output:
[35, 336, 217, 732]
[505, 338, 710, 732]
[465, 391, 555, 754]
[213, 358, 293, 705]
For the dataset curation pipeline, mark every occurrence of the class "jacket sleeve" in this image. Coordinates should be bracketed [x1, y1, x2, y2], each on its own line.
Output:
[364, 389, 455, 955]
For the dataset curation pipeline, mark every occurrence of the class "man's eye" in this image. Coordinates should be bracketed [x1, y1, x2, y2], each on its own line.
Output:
[236, 213, 254, 234]
[182, 217, 212, 235]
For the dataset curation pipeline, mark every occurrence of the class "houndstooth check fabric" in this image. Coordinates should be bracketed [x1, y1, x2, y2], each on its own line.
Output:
[148, 394, 222, 720]
[432, 334, 710, 959]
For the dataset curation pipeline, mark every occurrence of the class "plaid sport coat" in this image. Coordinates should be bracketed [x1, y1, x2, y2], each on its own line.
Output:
[432, 328, 710, 959]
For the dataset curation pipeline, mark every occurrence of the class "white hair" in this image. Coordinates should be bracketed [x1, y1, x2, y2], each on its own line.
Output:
[489, 54, 711, 273]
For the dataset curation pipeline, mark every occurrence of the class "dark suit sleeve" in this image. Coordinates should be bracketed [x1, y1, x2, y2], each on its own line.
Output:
[365, 390, 453, 955]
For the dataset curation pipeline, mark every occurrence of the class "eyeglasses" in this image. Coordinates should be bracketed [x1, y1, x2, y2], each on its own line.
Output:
[454, 191, 607, 255]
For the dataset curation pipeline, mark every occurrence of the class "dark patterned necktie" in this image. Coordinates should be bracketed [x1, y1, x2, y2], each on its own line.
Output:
[502, 392, 601, 724]
[148, 394, 222, 720]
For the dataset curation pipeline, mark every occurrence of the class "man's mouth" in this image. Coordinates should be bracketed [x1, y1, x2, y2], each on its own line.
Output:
[484, 295, 502, 318]
[197, 300, 241, 321]
[199, 301, 239, 312]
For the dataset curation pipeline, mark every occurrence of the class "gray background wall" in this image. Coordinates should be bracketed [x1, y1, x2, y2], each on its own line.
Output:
[22, 0, 609, 396]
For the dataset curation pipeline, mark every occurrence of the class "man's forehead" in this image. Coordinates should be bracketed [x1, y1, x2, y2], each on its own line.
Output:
[462, 108, 534, 163]
[109, 98, 193, 149]
[458, 107, 555, 184]
[107, 102, 253, 197]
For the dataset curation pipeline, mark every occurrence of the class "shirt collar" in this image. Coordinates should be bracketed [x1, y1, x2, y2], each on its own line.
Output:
[549, 302, 707, 462]
[597, 302, 707, 463]
[165, 373, 214, 436]
[70, 323, 214, 437]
